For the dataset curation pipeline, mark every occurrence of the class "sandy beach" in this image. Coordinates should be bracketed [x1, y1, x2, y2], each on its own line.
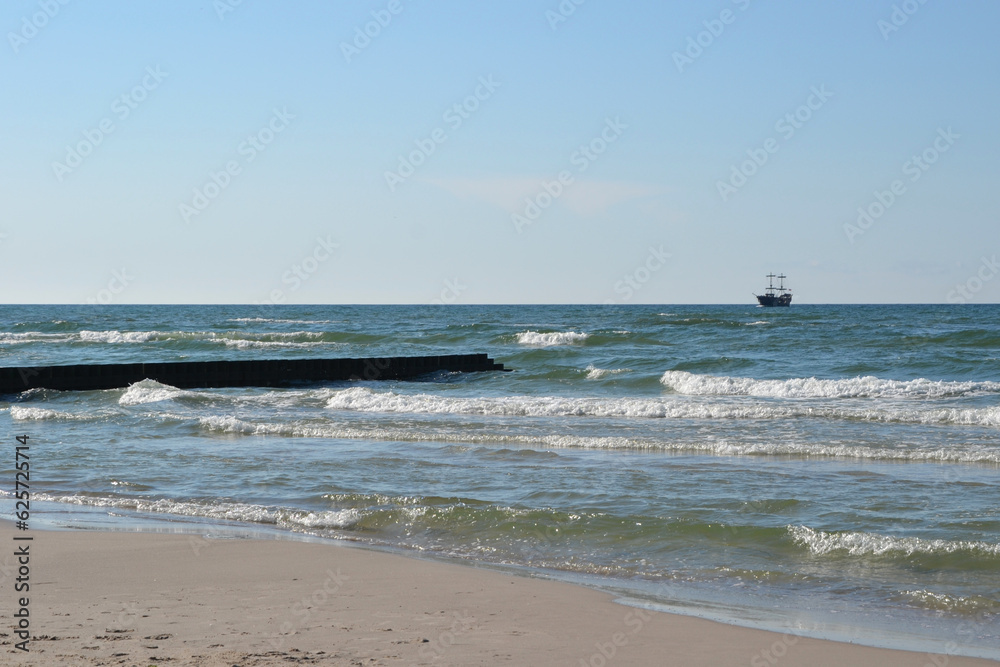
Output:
[0, 522, 993, 666]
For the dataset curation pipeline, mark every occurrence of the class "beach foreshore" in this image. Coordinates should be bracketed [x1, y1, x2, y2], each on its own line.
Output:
[1, 522, 994, 666]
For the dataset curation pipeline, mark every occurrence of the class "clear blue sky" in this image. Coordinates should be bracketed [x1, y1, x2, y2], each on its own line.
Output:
[2, 0, 998, 304]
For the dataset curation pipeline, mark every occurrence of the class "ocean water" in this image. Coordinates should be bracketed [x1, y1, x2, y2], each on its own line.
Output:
[2, 304, 999, 657]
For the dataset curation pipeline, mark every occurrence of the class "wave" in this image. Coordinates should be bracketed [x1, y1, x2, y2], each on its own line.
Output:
[227, 318, 338, 324]
[10, 395, 996, 461]
[188, 413, 1000, 462]
[82, 330, 327, 344]
[0, 329, 338, 348]
[0, 332, 75, 345]
[15, 377, 1000, 435]
[11, 406, 65, 420]
[661, 371, 1000, 399]
[320, 386, 1000, 428]
[901, 589, 1000, 613]
[788, 525, 1000, 558]
[28, 491, 1000, 557]
[221, 338, 326, 350]
[119, 379, 199, 406]
[9, 406, 113, 422]
[323, 386, 681, 418]
[79, 330, 160, 343]
[585, 365, 629, 380]
[32, 493, 362, 530]
[516, 331, 589, 347]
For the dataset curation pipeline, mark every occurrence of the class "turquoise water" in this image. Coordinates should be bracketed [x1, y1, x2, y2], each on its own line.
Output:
[1, 304, 998, 657]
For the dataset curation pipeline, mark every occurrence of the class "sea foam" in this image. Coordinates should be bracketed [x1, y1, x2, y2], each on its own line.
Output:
[9, 406, 107, 421]
[119, 379, 193, 406]
[585, 364, 629, 379]
[79, 330, 160, 343]
[33, 493, 362, 530]
[320, 386, 1000, 428]
[788, 525, 1000, 558]
[516, 331, 589, 346]
[186, 411, 1000, 462]
[660, 371, 1000, 399]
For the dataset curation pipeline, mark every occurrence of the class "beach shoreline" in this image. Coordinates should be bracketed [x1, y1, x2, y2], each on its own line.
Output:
[2, 521, 995, 666]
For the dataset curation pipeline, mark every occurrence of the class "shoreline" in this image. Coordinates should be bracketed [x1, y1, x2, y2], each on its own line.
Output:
[2, 520, 996, 666]
[19, 503, 1000, 659]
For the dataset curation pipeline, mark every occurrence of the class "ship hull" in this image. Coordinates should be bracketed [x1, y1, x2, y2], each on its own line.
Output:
[756, 294, 792, 307]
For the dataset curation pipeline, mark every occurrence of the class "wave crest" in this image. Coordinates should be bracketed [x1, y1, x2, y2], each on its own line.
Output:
[585, 365, 629, 380]
[119, 379, 190, 406]
[516, 331, 588, 347]
[10, 406, 115, 422]
[788, 525, 1000, 558]
[33, 493, 362, 530]
[80, 330, 159, 344]
[660, 371, 1000, 399]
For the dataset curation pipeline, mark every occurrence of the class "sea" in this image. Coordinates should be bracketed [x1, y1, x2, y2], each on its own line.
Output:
[1, 304, 998, 658]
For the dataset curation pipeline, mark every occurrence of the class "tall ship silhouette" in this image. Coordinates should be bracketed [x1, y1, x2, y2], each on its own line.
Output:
[755, 273, 792, 307]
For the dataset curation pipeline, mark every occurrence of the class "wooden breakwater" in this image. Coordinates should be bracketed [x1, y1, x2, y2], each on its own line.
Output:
[0, 354, 507, 394]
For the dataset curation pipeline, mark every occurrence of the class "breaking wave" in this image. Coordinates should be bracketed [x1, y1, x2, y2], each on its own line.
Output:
[79, 330, 160, 344]
[789, 525, 1000, 558]
[516, 331, 589, 347]
[119, 379, 198, 406]
[661, 371, 1000, 399]
[0, 332, 75, 345]
[192, 413, 1000, 463]
[32, 493, 362, 530]
[901, 589, 1000, 613]
[319, 386, 1000, 428]
[0, 329, 338, 348]
[10, 406, 111, 422]
[585, 365, 629, 379]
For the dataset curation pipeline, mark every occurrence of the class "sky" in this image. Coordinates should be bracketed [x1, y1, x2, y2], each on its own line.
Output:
[2, 0, 998, 304]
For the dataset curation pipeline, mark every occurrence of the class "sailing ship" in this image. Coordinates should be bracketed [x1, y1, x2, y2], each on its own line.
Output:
[755, 273, 792, 307]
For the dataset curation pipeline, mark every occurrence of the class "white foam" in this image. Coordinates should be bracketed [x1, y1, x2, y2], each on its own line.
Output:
[218, 331, 329, 349]
[11, 406, 76, 421]
[585, 365, 629, 380]
[542, 434, 1000, 463]
[788, 525, 1000, 558]
[0, 332, 74, 345]
[516, 331, 589, 347]
[326, 386, 677, 417]
[315, 386, 1000, 433]
[184, 411, 1000, 463]
[222, 339, 326, 350]
[10, 405, 116, 422]
[72, 329, 332, 347]
[902, 589, 1000, 612]
[119, 379, 191, 406]
[228, 318, 338, 324]
[660, 371, 1000, 399]
[236, 331, 323, 340]
[34, 493, 362, 530]
[79, 330, 160, 343]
